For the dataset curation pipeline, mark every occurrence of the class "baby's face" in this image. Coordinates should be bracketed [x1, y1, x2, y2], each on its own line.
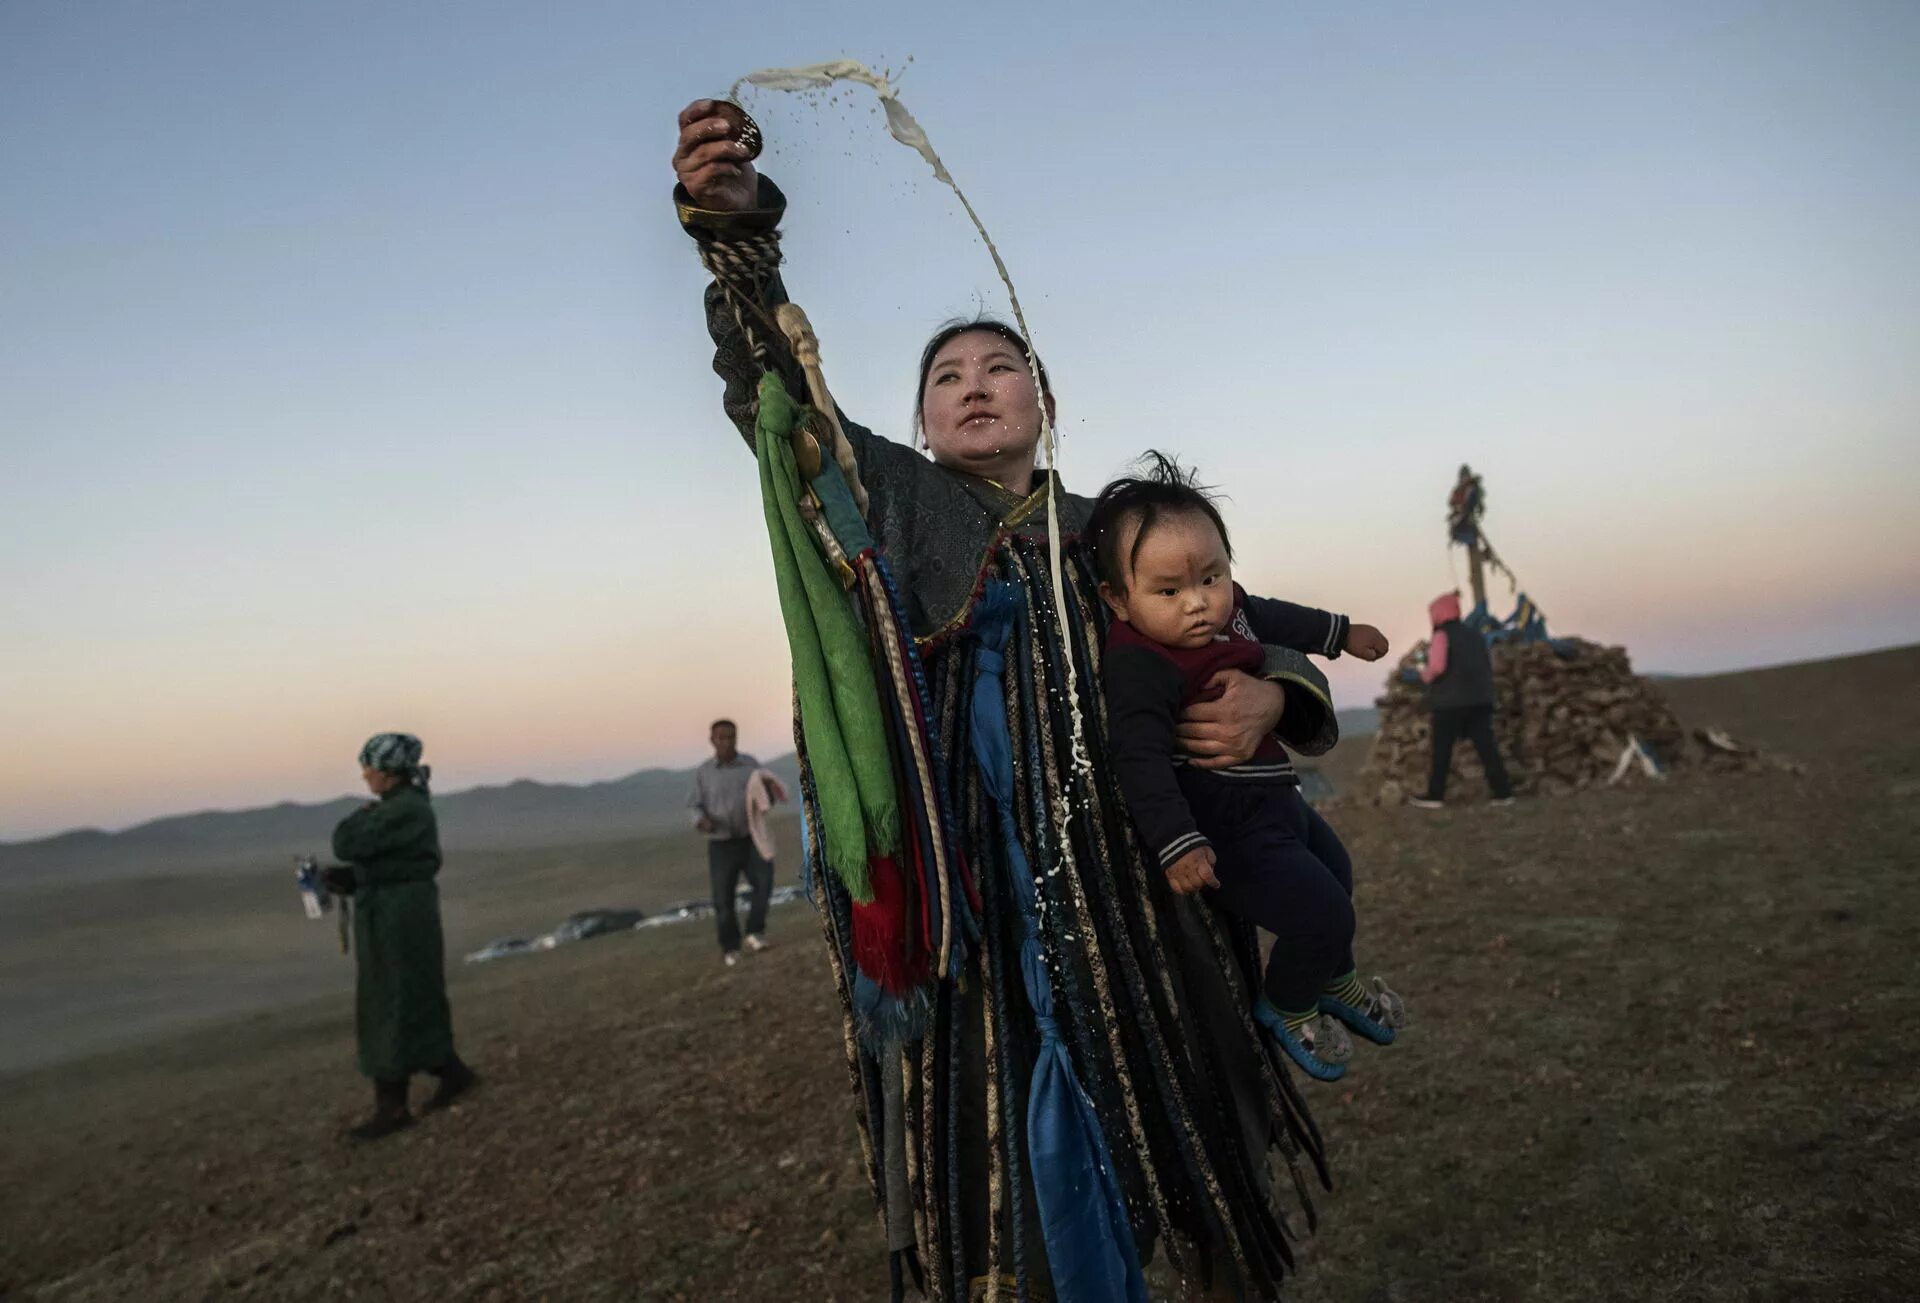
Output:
[1101, 510, 1234, 650]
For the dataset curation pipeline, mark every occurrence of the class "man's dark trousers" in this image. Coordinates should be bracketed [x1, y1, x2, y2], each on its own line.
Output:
[709, 836, 773, 952]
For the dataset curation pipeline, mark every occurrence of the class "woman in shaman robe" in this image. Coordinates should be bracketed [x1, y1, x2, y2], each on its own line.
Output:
[327, 733, 476, 1140]
[671, 101, 1343, 1300]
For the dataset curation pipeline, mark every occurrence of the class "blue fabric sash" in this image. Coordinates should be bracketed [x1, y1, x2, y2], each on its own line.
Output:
[967, 581, 1147, 1303]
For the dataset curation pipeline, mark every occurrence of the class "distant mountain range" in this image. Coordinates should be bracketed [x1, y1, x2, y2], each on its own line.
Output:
[0, 755, 803, 885]
[1337, 706, 1381, 737]
[3, 709, 1385, 886]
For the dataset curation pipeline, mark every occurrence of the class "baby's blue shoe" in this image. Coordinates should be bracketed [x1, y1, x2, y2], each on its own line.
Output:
[1319, 976, 1409, 1046]
[1254, 999, 1347, 1082]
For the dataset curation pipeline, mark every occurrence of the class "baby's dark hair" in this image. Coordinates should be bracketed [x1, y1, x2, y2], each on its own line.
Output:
[1086, 451, 1233, 591]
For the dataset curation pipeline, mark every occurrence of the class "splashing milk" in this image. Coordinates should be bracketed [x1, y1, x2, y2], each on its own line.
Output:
[733, 60, 1096, 848]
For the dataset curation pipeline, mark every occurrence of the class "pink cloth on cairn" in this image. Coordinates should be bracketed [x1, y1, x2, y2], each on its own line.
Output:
[1421, 591, 1461, 684]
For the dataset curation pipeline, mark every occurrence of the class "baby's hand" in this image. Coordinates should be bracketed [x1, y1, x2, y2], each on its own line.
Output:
[1166, 845, 1219, 895]
[1345, 623, 1390, 662]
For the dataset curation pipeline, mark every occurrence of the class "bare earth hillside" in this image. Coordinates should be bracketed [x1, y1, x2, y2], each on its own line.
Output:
[3, 647, 1916, 1301]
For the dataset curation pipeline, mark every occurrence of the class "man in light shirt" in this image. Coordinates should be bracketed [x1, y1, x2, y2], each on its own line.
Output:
[686, 719, 776, 966]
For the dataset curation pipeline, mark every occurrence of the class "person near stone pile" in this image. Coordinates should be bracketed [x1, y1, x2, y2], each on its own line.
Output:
[326, 732, 477, 1140]
[1409, 591, 1516, 808]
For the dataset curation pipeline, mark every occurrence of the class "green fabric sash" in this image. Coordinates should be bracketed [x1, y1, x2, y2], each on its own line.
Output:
[754, 371, 901, 900]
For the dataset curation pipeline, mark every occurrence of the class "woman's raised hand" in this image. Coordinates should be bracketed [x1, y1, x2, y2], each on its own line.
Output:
[674, 99, 759, 212]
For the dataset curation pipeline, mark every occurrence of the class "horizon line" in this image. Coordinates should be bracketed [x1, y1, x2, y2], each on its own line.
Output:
[5, 638, 1912, 847]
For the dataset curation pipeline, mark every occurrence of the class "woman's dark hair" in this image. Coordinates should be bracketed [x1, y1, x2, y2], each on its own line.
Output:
[1086, 451, 1233, 590]
[913, 316, 1051, 436]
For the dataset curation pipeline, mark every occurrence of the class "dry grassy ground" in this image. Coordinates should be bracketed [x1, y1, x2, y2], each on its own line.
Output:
[3, 647, 1916, 1301]
[0, 820, 805, 1074]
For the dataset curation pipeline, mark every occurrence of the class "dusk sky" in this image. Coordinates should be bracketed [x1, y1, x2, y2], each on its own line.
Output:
[4, 1, 1916, 840]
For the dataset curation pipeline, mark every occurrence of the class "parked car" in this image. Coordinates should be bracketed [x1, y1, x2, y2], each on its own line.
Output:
[547, 908, 647, 945]
[635, 887, 806, 930]
[636, 899, 714, 928]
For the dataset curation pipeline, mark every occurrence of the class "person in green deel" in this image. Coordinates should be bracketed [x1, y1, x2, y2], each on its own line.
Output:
[326, 732, 477, 1141]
